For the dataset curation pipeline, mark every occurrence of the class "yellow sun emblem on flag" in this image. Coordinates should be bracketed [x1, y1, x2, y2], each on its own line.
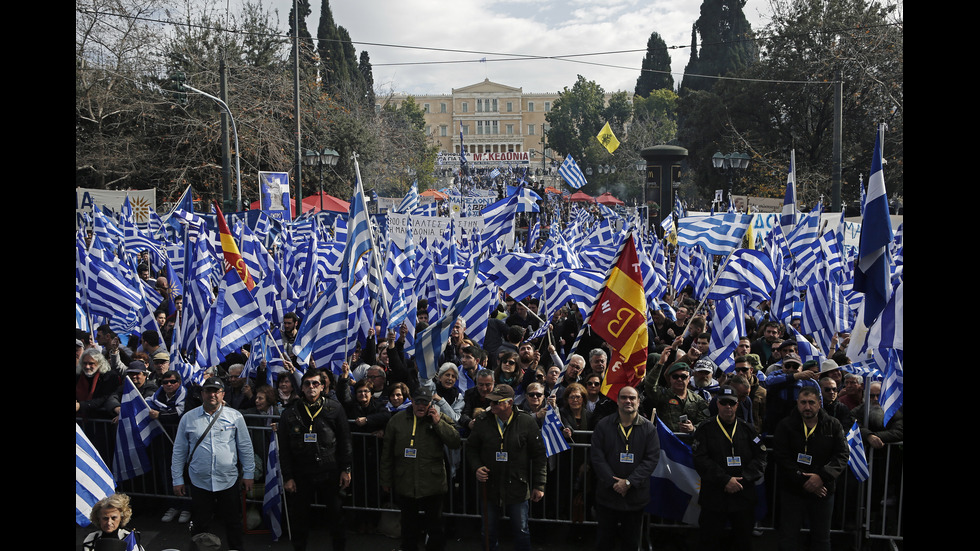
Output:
[130, 196, 153, 224]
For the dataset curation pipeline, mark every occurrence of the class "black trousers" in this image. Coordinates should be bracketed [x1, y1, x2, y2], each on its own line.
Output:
[396, 493, 447, 551]
[188, 481, 244, 550]
[287, 473, 346, 551]
[698, 506, 754, 551]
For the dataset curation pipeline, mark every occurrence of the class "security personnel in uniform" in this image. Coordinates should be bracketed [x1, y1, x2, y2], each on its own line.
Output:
[277, 369, 352, 551]
[692, 386, 767, 551]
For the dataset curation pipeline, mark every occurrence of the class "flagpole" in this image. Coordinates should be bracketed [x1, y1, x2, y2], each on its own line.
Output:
[274, 430, 293, 541]
[687, 246, 740, 324]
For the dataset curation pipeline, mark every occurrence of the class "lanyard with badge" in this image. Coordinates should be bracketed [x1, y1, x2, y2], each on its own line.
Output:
[716, 416, 742, 467]
[495, 412, 513, 462]
[303, 401, 323, 443]
[797, 422, 816, 466]
[404, 415, 419, 458]
[619, 422, 635, 463]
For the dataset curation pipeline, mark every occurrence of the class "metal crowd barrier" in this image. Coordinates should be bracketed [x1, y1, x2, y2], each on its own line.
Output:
[77, 417, 903, 548]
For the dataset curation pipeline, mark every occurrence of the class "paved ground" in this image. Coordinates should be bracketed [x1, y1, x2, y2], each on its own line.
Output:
[76, 497, 797, 551]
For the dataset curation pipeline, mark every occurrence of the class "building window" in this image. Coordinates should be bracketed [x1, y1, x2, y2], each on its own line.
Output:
[507, 102, 513, 112]
[528, 102, 534, 112]
[462, 102, 468, 113]
[423, 103, 430, 113]
[506, 124, 514, 135]
[441, 103, 447, 113]
[528, 124, 535, 135]
[462, 125, 469, 135]
[477, 99, 483, 112]
[492, 99, 498, 112]
[426, 125, 431, 135]
[544, 102, 551, 112]
[440, 125, 447, 137]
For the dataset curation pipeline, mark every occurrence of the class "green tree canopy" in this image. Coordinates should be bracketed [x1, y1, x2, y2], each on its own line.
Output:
[635, 31, 674, 96]
[681, 0, 759, 92]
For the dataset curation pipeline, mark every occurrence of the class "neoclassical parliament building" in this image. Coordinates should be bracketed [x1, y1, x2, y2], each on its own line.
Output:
[385, 79, 564, 165]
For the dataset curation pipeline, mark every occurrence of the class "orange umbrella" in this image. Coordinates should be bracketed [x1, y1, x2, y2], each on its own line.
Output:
[544, 186, 562, 194]
[420, 189, 448, 200]
[568, 191, 595, 203]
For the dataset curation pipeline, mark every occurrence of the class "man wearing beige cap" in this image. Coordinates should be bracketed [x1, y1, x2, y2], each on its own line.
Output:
[466, 384, 546, 551]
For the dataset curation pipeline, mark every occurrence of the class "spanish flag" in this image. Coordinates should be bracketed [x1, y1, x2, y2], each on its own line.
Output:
[589, 233, 647, 400]
[596, 122, 620, 154]
[214, 202, 255, 291]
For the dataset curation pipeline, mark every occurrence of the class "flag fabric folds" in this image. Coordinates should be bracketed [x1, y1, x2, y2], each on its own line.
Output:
[588, 234, 648, 400]
[597, 122, 620, 154]
[541, 406, 571, 457]
[76, 424, 115, 527]
[264, 434, 283, 540]
[113, 377, 166, 481]
[646, 416, 700, 524]
[707, 249, 777, 304]
[215, 202, 255, 291]
[853, 125, 894, 326]
[846, 420, 870, 482]
[559, 155, 588, 189]
[676, 213, 752, 256]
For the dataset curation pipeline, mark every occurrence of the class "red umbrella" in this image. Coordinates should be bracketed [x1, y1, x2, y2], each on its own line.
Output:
[301, 191, 350, 213]
[596, 192, 624, 206]
[568, 191, 595, 203]
[420, 189, 448, 200]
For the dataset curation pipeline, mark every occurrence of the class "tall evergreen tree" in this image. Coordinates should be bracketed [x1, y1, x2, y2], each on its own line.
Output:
[681, 0, 758, 92]
[359, 51, 376, 109]
[288, 0, 315, 75]
[634, 31, 674, 96]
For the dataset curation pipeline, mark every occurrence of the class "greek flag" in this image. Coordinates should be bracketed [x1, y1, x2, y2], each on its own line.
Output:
[397, 180, 420, 214]
[415, 258, 479, 378]
[853, 125, 894, 326]
[846, 421, 870, 482]
[113, 377, 166, 481]
[559, 155, 588, 189]
[480, 193, 520, 251]
[780, 150, 798, 235]
[76, 424, 115, 527]
[542, 406, 570, 457]
[489, 168, 501, 180]
[526, 220, 540, 253]
[264, 435, 283, 540]
[707, 249, 777, 304]
[706, 296, 745, 373]
[647, 416, 700, 524]
[482, 253, 548, 302]
[676, 213, 752, 256]
[868, 281, 903, 424]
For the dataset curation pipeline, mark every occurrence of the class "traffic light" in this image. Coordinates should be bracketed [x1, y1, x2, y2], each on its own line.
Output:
[170, 72, 187, 106]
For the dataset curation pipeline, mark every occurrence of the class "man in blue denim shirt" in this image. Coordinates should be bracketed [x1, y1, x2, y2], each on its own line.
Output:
[172, 377, 255, 550]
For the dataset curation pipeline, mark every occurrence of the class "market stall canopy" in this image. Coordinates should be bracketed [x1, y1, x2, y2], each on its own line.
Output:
[568, 191, 595, 203]
[420, 189, 448, 200]
[596, 192, 624, 206]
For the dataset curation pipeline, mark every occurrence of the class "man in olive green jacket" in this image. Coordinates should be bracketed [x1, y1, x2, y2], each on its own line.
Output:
[381, 387, 461, 551]
[466, 384, 546, 551]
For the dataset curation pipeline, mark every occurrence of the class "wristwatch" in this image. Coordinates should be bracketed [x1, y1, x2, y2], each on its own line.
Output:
[624, 479, 631, 487]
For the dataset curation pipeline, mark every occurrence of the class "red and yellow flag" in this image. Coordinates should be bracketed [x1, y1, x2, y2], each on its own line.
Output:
[214, 202, 255, 291]
[590, 234, 648, 401]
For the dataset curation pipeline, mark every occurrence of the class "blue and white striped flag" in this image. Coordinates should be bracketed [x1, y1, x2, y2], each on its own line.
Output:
[415, 257, 479, 379]
[676, 213, 752, 256]
[706, 296, 745, 373]
[489, 167, 501, 180]
[780, 150, 798, 236]
[853, 125, 894, 326]
[76, 424, 115, 527]
[542, 406, 570, 457]
[480, 193, 520, 251]
[264, 434, 283, 540]
[482, 253, 548, 303]
[868, 280, 903, 424]
[397, 180, 420, 215]
[526, 220, 540, 253]
[113, 377, 166, 481]
[647, 416, 700, 524]
[559, 155, 588, 189]
[707, 249, 777, 304]
[846, 420, 870, 482]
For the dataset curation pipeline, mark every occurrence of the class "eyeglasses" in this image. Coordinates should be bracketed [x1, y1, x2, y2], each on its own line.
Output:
[527, 392, 543, 398]
[718, 400, 738, 407]
[734, 367, 751, 372]
[302, 380, 322, 388]
[162, 380, 179, 385]
[822, 387, 837, 393]
[414, 399, 431, 406]
[586, 381, 601, 387]
[870, 393, 880, 399]
[671, 373, 689, 380]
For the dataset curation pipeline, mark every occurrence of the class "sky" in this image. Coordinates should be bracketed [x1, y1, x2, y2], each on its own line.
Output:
[267, 0, 771, 96]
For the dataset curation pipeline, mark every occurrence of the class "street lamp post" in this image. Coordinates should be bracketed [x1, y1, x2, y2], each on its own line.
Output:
[711, 151, 750, 210]
[302, 148, 341, 213]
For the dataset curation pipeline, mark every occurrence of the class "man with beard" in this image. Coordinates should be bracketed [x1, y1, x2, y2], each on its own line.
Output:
[773, 386, 848, 551]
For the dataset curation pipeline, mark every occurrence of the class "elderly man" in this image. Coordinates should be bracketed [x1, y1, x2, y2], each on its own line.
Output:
[381, 387, 461, 551]
[691, 358, 720, 402]
[76, 348, 123, 419]
[223, 363, 255, 411]
[591, 385, 660, 551]
[467, 384, 546, 551]
[586, 348, 608, 381]
[171, 377, 255, 551]
[762, 352, 818, 435]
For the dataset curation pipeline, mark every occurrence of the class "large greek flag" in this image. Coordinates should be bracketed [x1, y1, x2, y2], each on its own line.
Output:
[559, 155, 588, 189]
[676, 213, 752, 256]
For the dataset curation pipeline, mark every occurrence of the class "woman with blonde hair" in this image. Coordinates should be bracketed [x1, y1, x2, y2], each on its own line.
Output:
[82, 493, 145, 550]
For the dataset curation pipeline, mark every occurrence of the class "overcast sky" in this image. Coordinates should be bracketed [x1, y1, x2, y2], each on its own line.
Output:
[266, 0, 770, 96]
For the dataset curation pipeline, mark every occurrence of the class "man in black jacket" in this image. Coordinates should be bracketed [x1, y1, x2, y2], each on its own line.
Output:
[773, 386, 848, 551]
[277, 369, 352, 551]
[692, 386, 767, 551]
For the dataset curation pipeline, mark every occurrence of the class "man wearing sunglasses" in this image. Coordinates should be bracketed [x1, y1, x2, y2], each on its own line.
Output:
[277, 369, 352, 551]
[641, 362, 708, 434]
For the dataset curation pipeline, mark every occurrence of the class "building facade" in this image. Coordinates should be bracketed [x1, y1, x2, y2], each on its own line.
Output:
[386, 79, 560, 168]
